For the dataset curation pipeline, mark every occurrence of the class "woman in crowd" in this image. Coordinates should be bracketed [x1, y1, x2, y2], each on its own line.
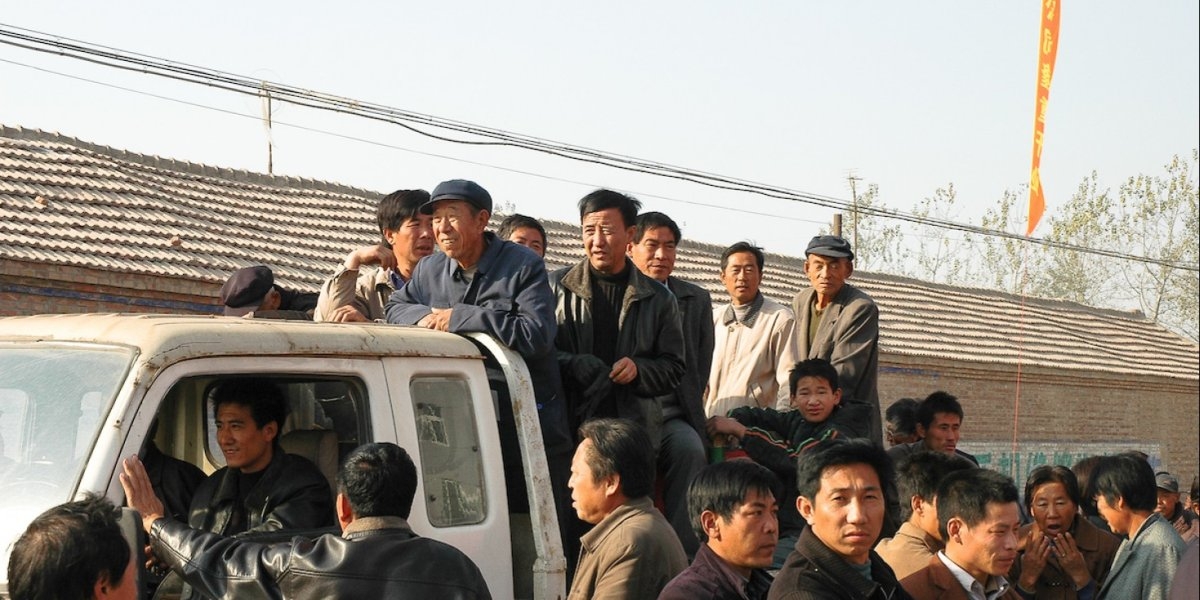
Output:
[1011, 465, 1121, 599]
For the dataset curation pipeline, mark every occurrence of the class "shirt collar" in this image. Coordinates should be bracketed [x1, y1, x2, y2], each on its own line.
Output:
[937, 551, 1011, 600]
[721, 292, 764, 326]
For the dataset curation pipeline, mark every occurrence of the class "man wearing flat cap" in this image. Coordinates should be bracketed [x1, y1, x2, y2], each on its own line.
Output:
[1157, 471, 1199, 543]
[221, 265, 318, 319]
[384, 179, 574, 559]
[791, 235, 882, 445]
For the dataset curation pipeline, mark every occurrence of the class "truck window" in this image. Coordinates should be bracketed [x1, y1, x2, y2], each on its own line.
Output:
[150, 376, 369, 495]
[411, 377, 487, 527]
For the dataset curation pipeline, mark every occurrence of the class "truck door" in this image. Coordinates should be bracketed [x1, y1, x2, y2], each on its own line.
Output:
[380, 354, 513, 597]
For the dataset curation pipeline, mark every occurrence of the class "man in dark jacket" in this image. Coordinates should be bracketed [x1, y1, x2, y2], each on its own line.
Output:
[187, 378, 333, 538]
[627, 210, 711, 557]
[221, 265, 318, 320]
[122, 442, 491, 599]
[768, 439, 911, 600]
[550, 189, 685, 448]
[660, 461, 780, 600]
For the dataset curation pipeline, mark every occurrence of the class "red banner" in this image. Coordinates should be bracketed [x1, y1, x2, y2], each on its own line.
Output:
[1027, 0, 1060, 236]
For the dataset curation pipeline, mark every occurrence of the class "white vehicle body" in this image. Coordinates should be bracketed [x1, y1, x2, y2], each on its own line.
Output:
[0, 314, 566, 599]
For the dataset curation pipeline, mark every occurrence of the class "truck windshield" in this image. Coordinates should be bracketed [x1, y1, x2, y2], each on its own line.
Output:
[0, 343, 133, 563]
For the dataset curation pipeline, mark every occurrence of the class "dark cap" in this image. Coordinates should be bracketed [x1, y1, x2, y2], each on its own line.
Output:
[805, 235, 855, 260]
[220, 266, 274, 316]
[421, 179, 493, 215]
[1156, 471, 1180, 493]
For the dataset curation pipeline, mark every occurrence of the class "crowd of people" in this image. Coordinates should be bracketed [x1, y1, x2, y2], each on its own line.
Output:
[8, 180, 1197, 599]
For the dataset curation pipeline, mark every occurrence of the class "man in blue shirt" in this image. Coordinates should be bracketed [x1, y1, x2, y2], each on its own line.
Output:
[384, 179, 573, 553]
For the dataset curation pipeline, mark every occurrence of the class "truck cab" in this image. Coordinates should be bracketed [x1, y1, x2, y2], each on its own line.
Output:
[0, 314, 566, 599]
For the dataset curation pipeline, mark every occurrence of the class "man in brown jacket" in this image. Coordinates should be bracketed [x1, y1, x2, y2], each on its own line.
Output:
[876, 451, 973, 580]
[900, 468, 1022, 599]
[567, 418, 687, 599]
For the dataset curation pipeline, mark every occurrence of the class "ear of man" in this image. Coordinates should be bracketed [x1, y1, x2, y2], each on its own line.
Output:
[336, 493, 354, 531]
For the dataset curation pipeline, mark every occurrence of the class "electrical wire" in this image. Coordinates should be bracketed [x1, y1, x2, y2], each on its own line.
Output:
[1, 23, 1196, 272]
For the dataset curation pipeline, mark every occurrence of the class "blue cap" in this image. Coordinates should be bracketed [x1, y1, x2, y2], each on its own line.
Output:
[422, 179, 493, 214]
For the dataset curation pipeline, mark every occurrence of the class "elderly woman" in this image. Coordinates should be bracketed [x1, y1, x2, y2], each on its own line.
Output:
[1011, 465, 1121, 599]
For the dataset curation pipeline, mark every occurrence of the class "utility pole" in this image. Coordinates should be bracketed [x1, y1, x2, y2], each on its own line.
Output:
[847, 174, 862, 251]
[832, 214, 843, 237]
[260, 83, 274, 175]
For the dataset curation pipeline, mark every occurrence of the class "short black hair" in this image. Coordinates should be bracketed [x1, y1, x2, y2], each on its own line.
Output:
[497, 214, 547, 247]
[936, 468, 1020, 539]
[633, 211, 682, 245]
[1072, 455, 1105, 517]
[788, 358, 839, 397]
[377, 189, 430, 244]
[688, 461, 782, 542]
[1024, 465, 1082, 511]
[337, 442, 418, 519]
[7, 493, 131, 600]
[1191, 474, 1199, 505]
[885, 398, 921, 438]
[894, 450, 973, 521]
[1092, 454, 1158, 513]
[210, 378, 289, 434]
[796, 438, 893, 506]
[578, 418, 654, 499]
[577, 189, 640, 228]
[917, 391, 964, 429]
[720, 241, 765, 271]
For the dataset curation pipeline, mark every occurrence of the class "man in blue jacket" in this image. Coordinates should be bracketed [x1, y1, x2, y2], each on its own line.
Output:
[384, 178, 572, 539]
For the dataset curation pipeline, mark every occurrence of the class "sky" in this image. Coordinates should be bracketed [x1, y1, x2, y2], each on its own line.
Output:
[2, 1, 1197, 257]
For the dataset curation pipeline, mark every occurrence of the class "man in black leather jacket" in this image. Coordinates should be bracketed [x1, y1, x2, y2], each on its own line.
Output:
[122, 442, 491, 599]
[187, 378, 333, 537]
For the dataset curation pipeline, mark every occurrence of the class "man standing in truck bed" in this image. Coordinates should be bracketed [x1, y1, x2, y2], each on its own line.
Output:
[384, 179, 574, 558]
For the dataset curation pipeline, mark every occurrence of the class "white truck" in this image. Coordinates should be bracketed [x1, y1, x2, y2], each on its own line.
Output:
[0, 313, 567, 599]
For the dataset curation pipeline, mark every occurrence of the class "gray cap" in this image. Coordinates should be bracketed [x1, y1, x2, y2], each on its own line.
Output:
[421, 179, 493, 214]
[805, 235, 855, 260]
[1156, 471, 1180, 493]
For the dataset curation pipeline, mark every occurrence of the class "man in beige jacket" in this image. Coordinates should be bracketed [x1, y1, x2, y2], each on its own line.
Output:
[315, 189, 434, 322]
[705, 241, 798, 418]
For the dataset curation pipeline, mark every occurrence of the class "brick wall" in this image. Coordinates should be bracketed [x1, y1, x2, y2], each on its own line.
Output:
[879, 353, 1200, 483]
[1, 258, 220, 316]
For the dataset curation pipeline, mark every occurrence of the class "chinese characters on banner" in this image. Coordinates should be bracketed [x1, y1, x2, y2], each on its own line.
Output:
[1027, 0, 1061, 236]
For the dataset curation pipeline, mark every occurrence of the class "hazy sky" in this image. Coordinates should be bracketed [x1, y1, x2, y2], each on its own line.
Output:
[2, 1, 1197, 256]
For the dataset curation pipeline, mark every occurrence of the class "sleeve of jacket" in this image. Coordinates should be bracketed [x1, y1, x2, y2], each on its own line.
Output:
[631, 291, 686, 398]
[315, 266, 369, 323]
[151, 518, 292, 600]
[829, 296, 878, 404]
[385, 260, 435, 325]
[448, 257, 557, 358]
[772, 308, 800, 410]
[696, 293, 716, 393]
[733, 407, 838, 479]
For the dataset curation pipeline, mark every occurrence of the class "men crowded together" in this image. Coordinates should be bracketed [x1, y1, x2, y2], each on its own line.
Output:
[72, 180, 1190, 599]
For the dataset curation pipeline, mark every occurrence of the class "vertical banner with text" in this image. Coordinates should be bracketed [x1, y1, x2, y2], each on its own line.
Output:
[1027, 0, 1061, 237]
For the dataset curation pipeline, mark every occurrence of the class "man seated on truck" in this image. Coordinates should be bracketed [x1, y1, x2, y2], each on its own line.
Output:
[315, 189, 434, 322]
[188, 378, 334, 537]
[567, 418, 687, 599]
[121, 442, 491, 599]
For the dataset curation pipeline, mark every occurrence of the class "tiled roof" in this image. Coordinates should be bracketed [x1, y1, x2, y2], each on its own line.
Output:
[2, 125, 1196, 381]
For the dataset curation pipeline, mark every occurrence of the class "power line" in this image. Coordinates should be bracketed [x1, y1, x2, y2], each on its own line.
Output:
[0, 23, 1196, 272]
[0, 55, 831, 229]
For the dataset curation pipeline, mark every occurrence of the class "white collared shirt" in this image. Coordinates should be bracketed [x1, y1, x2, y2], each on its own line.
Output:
[937, 551, 1011, 600]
